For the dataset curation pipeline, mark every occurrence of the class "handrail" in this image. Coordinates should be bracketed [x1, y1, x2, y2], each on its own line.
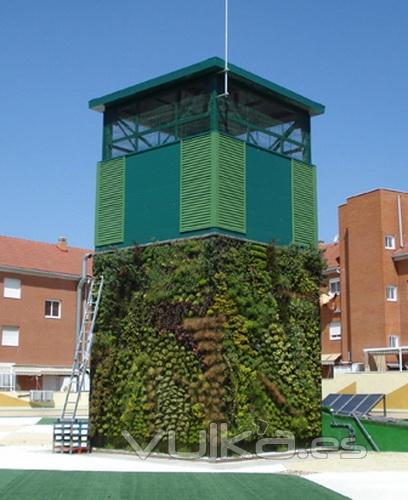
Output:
[352, 414, 380, 452]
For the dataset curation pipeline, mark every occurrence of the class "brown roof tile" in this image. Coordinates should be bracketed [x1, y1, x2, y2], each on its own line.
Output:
[319, 242, 340, 269]
[0, 235, 92, 277]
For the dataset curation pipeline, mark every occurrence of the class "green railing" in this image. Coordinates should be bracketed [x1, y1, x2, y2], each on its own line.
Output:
[322, 410, 408, 452]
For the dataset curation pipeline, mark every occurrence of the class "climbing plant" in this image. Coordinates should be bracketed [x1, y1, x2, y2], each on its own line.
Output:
[90, 236, 324, 453]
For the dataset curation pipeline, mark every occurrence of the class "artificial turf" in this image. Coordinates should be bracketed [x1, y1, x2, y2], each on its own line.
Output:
[36, 418, 57, 425]
[0, 470, 348, 499]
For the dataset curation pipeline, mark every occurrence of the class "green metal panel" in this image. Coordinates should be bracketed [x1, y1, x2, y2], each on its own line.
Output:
[291, 160, 317, 246]
[217, 134, 246, 233]
[95, 158, 125, 247]
[124, 143, 180, 245]
[95, 134, 316, 248]
[246, 145, 293, 245]
[180, 135, 213, 232]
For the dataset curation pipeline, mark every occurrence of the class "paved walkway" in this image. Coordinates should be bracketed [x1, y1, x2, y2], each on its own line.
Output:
[0, 446, 285, 474]
[309, 471, 407, 500]
[0, 417, 51, 446]
[284, 450, 408, 473]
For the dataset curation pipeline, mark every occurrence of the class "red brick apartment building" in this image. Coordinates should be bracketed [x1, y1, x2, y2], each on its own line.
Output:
[321, 189, 408, 377]
[0, 236, 91, 391]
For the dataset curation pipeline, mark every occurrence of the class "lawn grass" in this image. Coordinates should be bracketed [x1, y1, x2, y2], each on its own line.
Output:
[0, 470, 348, 499]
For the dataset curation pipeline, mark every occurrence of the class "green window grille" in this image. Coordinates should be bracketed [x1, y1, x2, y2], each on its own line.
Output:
[218, 134, 246, 233]
[291, 160, 317, 246]
[95, 157, 125, 246]
[180, 133, 246, 234]
[180, 134, 213, 232]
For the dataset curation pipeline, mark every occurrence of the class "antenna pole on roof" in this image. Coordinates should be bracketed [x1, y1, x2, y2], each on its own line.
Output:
[224, 0, 229, 96]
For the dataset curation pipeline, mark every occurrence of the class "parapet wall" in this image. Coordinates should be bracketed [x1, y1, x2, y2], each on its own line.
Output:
[323, 372, 408, 411]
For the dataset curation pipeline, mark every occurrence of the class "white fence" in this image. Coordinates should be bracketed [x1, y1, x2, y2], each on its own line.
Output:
[333, 363, 365, 375]
[0, 369, 15, 391]
[30, 390, 54, 403]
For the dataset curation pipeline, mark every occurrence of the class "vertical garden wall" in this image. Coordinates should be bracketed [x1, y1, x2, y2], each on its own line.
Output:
[90, 236, 324, 453]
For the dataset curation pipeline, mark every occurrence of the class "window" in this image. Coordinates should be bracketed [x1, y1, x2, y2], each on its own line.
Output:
[329, 277, 341, 295]
[385, 235, 396, 250]
[386, 286, 398, 302]
[3, 278, 21, 299]
[329, 321, 341, 341]
[45, 300, 61, 319]
[388, 335, 400, 348]
[103, 79, 311, 163]
[2, 326, 19, 346]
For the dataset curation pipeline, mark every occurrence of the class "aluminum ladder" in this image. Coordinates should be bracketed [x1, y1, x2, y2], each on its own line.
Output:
[54, 275, 104, 453]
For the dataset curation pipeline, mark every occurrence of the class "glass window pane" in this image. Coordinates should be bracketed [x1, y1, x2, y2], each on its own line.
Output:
[329, 278, 341, 294]
[52, 301, 60, 317]
[386, 286, 397, 301]
[329, 322, 341, 340]
[2, 327, 19, 346]
[4, 278, 21, 299]
[385, 235, 395, 249]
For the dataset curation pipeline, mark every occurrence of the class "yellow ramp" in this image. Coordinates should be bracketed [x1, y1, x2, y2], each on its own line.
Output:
[386, 384, 408, 410]
[0, 392, 30, 407]
[337, 382, 356, 394]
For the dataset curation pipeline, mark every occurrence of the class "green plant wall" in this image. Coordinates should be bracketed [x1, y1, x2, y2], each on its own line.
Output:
[91, 236, 324, 453]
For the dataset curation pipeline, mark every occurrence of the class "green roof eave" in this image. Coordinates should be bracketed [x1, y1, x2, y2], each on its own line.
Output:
[228, 61, 325, 116]
[89, 57, 325, 116]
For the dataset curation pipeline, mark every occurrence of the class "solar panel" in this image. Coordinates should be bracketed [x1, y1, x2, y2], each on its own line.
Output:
[339, 394, 368, 414]
[353, 394, 384, 416]
[322, 394, 340, 407]
[330, 394, 354, 412]
[322, 393, 385, 416]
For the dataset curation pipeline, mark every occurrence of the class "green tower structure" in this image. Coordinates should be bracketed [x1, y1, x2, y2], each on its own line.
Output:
[89, 60, 326, 452]
[90, 58, 324, 250]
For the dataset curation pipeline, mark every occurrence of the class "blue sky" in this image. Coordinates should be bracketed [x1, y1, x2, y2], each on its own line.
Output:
[1, 0, 407, 248]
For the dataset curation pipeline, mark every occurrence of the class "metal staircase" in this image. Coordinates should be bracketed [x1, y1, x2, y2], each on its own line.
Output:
[53, 275, 104, 453]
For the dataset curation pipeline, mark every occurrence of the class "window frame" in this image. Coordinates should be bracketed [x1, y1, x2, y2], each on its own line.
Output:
[3, 277, 22, 299]
[388, 335, 400, 348]
[329, 321, 342, 341]
[386, 286, 398, 302]
[45, 299, 62, 319]
[1, 326, 20, 347]
[329, 277, 341, 295]
[384, 234, 396, 250]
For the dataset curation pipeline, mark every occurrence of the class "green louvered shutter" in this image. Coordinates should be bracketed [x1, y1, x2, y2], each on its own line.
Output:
[95, 157, 125, 246]
[218, 134, 246, 233]
[180, 135, 213, 232]
[292, 160, 317, 246]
